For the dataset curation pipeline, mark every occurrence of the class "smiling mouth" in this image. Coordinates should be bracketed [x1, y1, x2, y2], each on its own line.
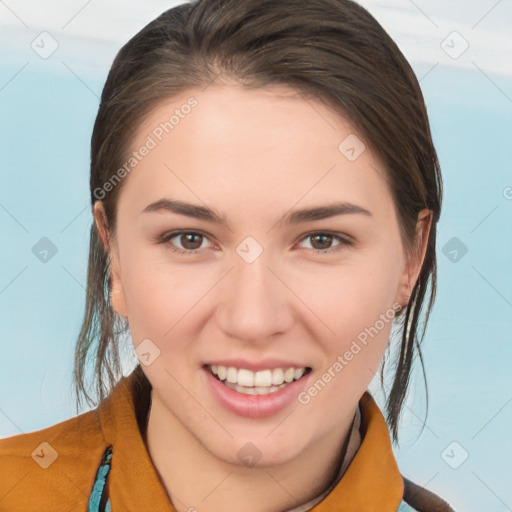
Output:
[205, 364, 312, 396]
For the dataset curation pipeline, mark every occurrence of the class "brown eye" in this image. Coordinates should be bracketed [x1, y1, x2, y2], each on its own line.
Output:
[298, 232, 353, 254]
[310, 234, 334, 250]
[159, 231, 212, 255]
[178, 233, 204, 250]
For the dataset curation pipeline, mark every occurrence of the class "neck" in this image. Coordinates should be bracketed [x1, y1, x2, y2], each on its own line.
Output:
[145, 389, 360, 512]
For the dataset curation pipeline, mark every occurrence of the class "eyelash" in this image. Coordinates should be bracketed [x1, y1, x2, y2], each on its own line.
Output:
[157, 230, 353, 256]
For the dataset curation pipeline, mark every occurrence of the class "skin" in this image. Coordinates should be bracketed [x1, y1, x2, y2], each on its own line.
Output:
[94, 83, 432, 512]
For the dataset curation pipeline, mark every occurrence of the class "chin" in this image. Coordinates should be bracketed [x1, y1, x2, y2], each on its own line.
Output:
[197, 430, 310, 469]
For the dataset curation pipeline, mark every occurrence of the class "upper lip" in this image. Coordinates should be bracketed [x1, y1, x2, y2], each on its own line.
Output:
[205, 358, 311, 372]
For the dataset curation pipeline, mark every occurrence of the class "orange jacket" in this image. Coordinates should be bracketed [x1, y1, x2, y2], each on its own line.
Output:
[0, 367, 453, 511]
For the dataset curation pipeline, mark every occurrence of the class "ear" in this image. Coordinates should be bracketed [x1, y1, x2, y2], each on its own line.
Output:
[93, 201, 128, 318]
[395, 208, 433, 311]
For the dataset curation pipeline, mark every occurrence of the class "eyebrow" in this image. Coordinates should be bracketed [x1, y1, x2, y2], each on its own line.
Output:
[141, 198, 372, 226]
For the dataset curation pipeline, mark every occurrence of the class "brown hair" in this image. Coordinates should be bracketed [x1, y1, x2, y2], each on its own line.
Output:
[74, 0, 442, 442]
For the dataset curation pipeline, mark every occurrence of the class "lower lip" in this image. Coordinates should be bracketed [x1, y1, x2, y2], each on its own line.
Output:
[203, 367, 311, 418]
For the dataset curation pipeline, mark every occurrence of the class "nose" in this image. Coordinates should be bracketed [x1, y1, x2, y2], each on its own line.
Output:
[214, 248, 294, 345]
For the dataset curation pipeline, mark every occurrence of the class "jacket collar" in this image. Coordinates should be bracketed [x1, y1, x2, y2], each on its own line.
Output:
[98, 369, 174, 511]
[312, 392, 404, 510]
[98, 368, 403, 511]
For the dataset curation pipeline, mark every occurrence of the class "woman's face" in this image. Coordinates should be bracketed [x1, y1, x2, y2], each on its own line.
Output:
[95, 84, 429, 467]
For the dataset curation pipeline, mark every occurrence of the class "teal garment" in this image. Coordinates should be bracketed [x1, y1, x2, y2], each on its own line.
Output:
[397, 501, 419, 511]
[87, 445, 112, 512]
[86, 445, 416, 512]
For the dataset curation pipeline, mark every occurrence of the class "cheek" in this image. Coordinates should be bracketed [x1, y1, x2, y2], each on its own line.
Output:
[302, 254, 400, 388]
[302, 257, 398, 337]
[307, 297, 395, 409]
[119, 249, 213, 345]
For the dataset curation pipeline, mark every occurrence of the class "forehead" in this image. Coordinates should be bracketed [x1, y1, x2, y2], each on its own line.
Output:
[118, 84, 394, 224]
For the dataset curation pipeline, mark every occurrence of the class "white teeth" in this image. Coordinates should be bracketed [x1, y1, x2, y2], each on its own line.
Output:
[284, 368, 294, 383]
[294, 368, 305, 380]
[237, 368, 254, 387]
[226, 366, 238, 383]
[209, 364, 308, 389]
[272, 368, 284, 385]
[224, 381, 289, 395]
[254, 369, 272, 387]
[217, 366, 226, 380]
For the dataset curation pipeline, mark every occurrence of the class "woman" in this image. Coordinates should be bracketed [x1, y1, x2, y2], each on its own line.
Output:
[0, 0, 453, 510]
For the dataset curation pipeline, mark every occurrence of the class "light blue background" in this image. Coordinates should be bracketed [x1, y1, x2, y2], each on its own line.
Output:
[1, 2, 511, 511]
